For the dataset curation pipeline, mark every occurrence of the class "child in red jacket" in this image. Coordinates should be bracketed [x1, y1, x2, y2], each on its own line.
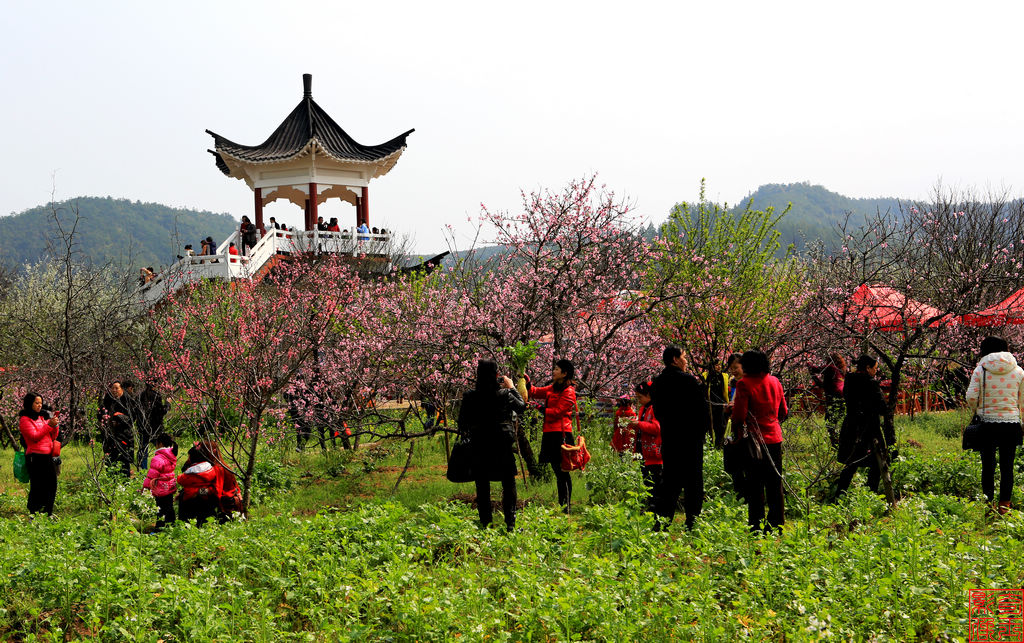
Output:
[627, 380, 662, 513]
[143, 433, 178, 530]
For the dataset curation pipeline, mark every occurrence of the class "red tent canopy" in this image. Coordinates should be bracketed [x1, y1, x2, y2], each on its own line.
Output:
[961, 287, 1024, 327]
[846, 284, 943, 330]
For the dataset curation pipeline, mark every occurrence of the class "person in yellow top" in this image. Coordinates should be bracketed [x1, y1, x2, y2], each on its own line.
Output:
[702, 359, 730, 449]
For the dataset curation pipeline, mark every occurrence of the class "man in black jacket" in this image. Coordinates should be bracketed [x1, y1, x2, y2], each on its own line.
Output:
[652, 345, 710, 529]
[99, 380, 134, 476]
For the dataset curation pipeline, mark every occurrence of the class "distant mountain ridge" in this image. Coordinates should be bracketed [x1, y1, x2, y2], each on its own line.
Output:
[723, 183, 903, 251]
[0, 197, 239, 271]
[2, 184, 906, 271]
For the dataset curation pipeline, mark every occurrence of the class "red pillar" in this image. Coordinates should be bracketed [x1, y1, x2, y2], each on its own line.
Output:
[309, 182, 319, 229]
[304, 198, 311, 230]
[363, 186, 370, 226]
[254, 187, 265, 233]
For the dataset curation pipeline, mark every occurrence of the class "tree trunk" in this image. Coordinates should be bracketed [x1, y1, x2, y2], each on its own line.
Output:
[241, 413, 262, 516]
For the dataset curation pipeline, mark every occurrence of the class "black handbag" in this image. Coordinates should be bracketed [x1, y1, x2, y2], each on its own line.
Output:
[446, 438, 474, 483]
[962, 369, 986, 451]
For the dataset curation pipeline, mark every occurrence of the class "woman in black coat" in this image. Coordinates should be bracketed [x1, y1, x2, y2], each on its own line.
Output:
[833, 355, 888, 497]
[458, 359, 526, 531]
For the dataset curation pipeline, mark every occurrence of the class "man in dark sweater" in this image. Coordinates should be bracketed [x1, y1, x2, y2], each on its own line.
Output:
[652, 345, 710, 529]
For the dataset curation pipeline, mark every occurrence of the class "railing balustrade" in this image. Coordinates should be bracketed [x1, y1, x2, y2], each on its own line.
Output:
[137, 227, 392, 305]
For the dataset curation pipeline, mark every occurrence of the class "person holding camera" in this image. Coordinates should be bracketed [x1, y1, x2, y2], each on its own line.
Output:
[18, 392, 60, 515]
[459, 360, 526, 531]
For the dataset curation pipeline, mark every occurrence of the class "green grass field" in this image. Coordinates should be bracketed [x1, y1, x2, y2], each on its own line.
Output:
[0, 410, 1020, 641]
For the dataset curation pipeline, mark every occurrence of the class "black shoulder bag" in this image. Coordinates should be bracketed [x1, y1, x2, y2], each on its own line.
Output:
[962, 369, 986, 451]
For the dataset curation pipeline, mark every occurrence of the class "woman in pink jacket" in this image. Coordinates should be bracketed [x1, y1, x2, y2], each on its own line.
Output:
[18, 392, 59, 515]
[143, 433, 178, 529]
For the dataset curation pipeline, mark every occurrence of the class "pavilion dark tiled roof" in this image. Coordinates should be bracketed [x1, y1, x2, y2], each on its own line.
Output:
[207, 74, 413, 173]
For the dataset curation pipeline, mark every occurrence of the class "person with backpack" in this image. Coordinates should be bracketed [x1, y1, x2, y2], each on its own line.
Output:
[18, 392, 59, 515]
[628, 380, 662, 514]
[143, 433, 178, 530]
[458, 359, 526, 531]
[731, 350, 788, 533]
[528, 359, 577, 513]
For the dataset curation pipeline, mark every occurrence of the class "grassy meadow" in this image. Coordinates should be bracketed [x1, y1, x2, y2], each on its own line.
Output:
[0, 409, 1020, 641]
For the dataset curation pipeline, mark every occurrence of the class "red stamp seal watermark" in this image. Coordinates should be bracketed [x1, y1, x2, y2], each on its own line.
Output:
[970, 589, 1024, 642]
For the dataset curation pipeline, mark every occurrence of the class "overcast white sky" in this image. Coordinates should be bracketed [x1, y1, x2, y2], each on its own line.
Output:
[2, 1, 1022, 252]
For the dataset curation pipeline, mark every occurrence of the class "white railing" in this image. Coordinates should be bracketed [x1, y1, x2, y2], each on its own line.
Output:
[137, 228, 392, 305]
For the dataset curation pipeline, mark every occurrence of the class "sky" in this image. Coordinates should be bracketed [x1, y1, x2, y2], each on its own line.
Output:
[2, 0, 1022, 253]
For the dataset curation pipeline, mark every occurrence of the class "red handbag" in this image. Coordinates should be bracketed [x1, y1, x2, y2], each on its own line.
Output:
[560, 400, 591, 472]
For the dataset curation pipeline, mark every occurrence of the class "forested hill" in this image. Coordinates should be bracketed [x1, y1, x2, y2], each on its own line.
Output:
[724, 183, 903, 251]
[0, 197, 239, 271]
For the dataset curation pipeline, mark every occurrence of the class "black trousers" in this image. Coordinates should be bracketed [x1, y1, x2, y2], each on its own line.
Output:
[981, 444, 1016, 503]
[104, 441, 133, 477]
[658, 448, 704, 529]
[26, 454, 57, 515]
[825, 397, 845, 446]
[710, 406, 726, 449]
[552, 464, 573, 509]
[641, 464, 663, 514]
[746, 442, 784, 532]
[475, 477, 517, 529]
[835, 449, 881, 497]
[179, 496, 217, 526]
[155, 494, 176, 529]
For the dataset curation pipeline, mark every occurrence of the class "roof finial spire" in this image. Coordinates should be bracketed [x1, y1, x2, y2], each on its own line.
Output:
[303, 73, 312, 98]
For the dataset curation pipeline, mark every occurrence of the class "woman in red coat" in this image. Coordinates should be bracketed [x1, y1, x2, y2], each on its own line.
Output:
[529, 359, 577, 512]
[18, 392, 59, 515]
[627, 380, 662, 513]
[178, 442, 220, 526]
[731, 350, 788, 533]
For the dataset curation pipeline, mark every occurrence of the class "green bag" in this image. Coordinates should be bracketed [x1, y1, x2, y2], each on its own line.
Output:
[13, 451, 29, 484]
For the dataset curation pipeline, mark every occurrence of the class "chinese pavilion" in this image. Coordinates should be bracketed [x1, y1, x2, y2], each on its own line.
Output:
[206, 73, 414, 232]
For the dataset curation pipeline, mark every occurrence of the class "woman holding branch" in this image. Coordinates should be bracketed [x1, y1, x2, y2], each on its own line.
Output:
[529, 359, 577, 513]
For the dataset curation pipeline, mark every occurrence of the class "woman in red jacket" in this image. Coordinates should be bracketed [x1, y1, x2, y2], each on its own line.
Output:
[731, 350, 788, 533]
[628, 380, 662, 513]
[178, 442, 220, 526]
[18, 392, 60, 515]
[529, 359, 577, 512]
